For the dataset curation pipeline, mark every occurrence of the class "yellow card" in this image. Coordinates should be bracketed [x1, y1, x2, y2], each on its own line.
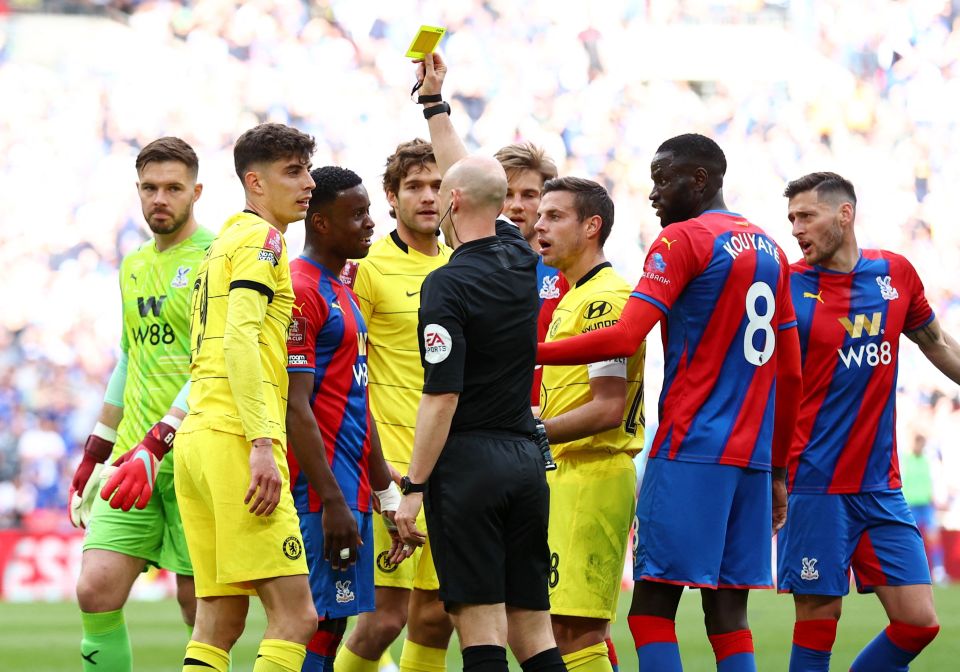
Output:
[405, 25, 446, 59]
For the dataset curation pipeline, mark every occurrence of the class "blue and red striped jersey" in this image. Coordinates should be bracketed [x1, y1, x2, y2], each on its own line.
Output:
[788, 250, 933, 494]
[286, 256, 372, 513]
[634, 211, 796, 470]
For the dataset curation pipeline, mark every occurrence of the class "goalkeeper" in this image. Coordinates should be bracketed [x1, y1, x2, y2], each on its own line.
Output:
[69, 137, 215, 672]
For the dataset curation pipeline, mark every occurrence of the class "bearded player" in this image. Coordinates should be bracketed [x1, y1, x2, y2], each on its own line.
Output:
[71, 137, 213, 672]
[779, 172, 959, 671]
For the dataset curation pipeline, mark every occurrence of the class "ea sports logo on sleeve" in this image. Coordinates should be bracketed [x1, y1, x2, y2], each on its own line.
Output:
[423, 323, 452, 364]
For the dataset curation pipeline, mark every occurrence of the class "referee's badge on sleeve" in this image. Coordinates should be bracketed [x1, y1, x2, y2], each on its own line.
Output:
[423, 323, 452, 363]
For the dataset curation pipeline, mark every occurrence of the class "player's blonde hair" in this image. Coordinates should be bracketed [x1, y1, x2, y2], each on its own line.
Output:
[494, 142, 558, 186]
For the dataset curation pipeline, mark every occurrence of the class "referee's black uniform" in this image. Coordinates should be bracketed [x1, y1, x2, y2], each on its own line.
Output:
[417, 216, 549, 611]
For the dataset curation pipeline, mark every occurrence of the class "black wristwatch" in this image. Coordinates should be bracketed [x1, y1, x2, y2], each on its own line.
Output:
[400, 475, 425, 495]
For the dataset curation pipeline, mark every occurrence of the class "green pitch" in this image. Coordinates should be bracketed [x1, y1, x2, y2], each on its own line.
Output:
[2, 585, 958, 671]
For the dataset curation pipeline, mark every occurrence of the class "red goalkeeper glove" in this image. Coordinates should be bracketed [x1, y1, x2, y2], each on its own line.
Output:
[100, 420, 177, 510]
[101, 447, 158, 511]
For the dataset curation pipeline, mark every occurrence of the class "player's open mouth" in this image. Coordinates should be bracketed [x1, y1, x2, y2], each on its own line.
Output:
[538, 239, 551, 252]
[798, 240, 813, 254]
[297, 198, 310, 208]
[360, 236, 372, 246]
[510, 217, 525, 225]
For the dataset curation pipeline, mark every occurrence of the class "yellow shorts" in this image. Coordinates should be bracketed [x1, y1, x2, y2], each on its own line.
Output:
[547, 450, 636, 620]
[373, 461, 439, 591]
[173, 429, 307, 597]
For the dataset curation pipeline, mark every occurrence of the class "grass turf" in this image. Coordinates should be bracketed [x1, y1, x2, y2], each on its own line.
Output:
[2, 584, 958, 670]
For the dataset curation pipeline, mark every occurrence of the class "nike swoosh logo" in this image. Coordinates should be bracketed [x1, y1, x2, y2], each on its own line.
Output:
[82, 650, 99, 664]
[405, 290, 420, 297]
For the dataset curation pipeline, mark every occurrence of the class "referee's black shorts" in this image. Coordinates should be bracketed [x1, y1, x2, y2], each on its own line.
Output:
[424, 429, 550, 611]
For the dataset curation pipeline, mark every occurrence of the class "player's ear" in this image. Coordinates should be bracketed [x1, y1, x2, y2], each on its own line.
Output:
[193, 183, 203, 202]
[693, 166, 709, 192]
[585, 214, 602, 240]
[386, 190, 399, 211]
[839, 201, 854, 227]
[244, 169, 263, 195]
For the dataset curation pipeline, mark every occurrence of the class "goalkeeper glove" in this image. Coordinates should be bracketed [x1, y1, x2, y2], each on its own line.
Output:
[101, 448, 158, 511]
[101, 417, 178, 510]
[68, 423, 116, 526]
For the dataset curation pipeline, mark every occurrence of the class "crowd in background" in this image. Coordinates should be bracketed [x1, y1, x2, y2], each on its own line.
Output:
[1, 0, 958, 577]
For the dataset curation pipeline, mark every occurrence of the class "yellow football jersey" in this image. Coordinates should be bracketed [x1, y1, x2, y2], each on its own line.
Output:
[348, 231, 451, 465]
[181, 212, 293, 442]
[540, 263, 645, 459]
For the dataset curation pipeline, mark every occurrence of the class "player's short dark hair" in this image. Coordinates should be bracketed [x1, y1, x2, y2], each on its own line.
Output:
[233, 123, 316, 179]
[307, 166, 363, 219]
[135, 137, 199, 179]
[382, 139, 437, 219]
[495, 142, 558, 186]
[542, 176, 615, 246]
[657, 133, 727, 178]
[783, 171, 857, 208]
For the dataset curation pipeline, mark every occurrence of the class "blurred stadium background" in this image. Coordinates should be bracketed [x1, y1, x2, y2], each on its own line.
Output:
[1, 0, 960, 669]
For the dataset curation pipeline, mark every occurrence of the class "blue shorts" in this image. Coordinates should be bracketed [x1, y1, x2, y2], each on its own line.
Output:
[634, 458, 772, 589]
[299, 509, 375, 619]
[777, 490, 930, 596]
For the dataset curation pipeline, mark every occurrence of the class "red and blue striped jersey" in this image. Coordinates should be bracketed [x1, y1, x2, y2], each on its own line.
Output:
[788, 250, 933, 494]
[286, 256, 372, 513]
[635, 211, 796, 470]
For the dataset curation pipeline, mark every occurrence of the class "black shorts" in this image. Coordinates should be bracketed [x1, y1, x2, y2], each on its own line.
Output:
[424, 430, 550, 611]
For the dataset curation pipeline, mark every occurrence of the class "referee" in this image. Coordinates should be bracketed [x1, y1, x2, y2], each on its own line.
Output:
[395, 156, 565, 672]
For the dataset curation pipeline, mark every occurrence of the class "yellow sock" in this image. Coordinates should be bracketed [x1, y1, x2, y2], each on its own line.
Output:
[252, 639, 306, 672]
[561, 642, 613, 672]
[380, 649, 398, 671]
[183, 640, 230, 672]
[335, 645, 380, 672]
[399, 640, 447, 672]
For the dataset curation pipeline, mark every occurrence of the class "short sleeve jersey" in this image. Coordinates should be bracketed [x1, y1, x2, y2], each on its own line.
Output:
[788, 250, 934, 494]
[633, 210, 796, 471]
[533, 257, 569, 405]
[286, 257, 372, 513]
[418, 217, 538, 435]
[340, 231, 451, 466]
[115, 228, 215, 473]
[181, 212, 293, 442]
[540, 263, 645, 459]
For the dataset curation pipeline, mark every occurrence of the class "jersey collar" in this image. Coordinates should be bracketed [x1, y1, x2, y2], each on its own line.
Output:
[575, 261, 612, 288]
[389, 229, 409, 254]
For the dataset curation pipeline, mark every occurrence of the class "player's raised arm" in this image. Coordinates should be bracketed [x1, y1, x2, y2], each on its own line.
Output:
[537, 291, 662, 365]
[414, 53, 467, 175]
[907, 317, 960, 384]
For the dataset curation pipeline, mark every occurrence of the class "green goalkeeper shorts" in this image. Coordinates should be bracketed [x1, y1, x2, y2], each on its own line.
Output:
[83, 469, 193, 575]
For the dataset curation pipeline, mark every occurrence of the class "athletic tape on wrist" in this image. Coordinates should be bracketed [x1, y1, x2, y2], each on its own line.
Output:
[160, 414, 183, 431]
[92, 422, 118, 443]
[375, 481, 402, 512]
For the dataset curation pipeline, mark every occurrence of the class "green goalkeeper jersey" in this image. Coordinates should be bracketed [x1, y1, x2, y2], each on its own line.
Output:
[114, 227, 215, 473]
